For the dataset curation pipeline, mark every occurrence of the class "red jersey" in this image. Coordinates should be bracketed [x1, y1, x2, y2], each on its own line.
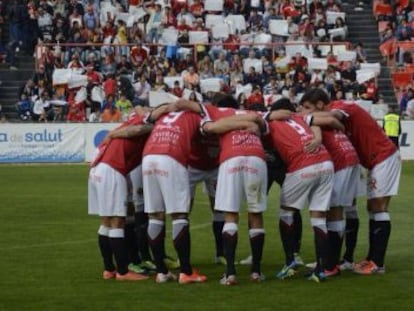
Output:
[130, 47, 148, 66]
[143, 111, 202, 167]
[93, 114, 149, 176]
[329, 101, 397, 169]
[320, 129, 359, 172]
[268, 114, 332, 172]
[203, 105, 266, 163]
[188, 134, 220, 170]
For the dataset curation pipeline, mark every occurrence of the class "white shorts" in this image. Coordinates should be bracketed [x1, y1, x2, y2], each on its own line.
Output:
[281, 161, 334, 212]
[331, 165, 359, 207]
[188, 166, 218, 198]
[357, 165, 367, 197]
[215, 156, 267, 213]
[367, 151, 401, 199]
[142, 155, 191, 215]
[129, 165, 144, 212]
[88, 163, 128, 217]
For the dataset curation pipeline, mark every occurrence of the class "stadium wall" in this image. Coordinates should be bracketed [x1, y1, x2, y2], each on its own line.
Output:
[0, 122, 413, 163]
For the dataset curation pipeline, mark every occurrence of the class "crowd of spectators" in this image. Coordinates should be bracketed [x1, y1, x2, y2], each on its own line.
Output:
[0, 0, 375, 122]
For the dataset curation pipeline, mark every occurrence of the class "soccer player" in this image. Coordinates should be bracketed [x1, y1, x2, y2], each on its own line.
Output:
[266, 98, 340, 282]
[88, 107, 155, 281]
[300, 88, 401, 275]
[298, 100, 360, 276]
[142, 107, 208, 284]
[188, 133, 225, 264]
[175, 94, 270, 285]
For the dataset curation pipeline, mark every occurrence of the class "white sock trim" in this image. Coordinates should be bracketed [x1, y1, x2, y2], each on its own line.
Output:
[327, 220, 345, 233]
[98, 225, 110, 236]
[310, 218, 326, 228]
[249, 228, 265, 238]
[109, 228, 124, 238]
[172, 219, 189, 226]
[280, 209, 294, 226]
[149, 219, 165, 226]
[373, 212, 390, 221]
[223, 222, 238, 235]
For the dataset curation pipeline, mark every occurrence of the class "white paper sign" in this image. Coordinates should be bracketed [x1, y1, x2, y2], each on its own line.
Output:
[91, 86, 105, 103]
[360, 63, 381, 76]
[275, 56, 290, 68]
[285, 43, 312, 58]
[183, 89, 203, 102]
[74, 87, 87, 104]
[189, 31, 209, 44]
[269, 20, 289, 36]
[205, 14, 225, 29]
[130, 7, 147, 21]
[356, 70, 376, 84]
[205, 0, 224, 11]
[328, 27, 346, 39]
[332, 44, 347, 55]
[235, 83, 253, 99]
[326, 12, 346, 25]
[253, 33, 272, 50]
[149, 91, 179, 108]
[251, 0, 260, 7]
[53, 69, 72, 85]
[200, 78, 222, 93]
[212, 23, 230, 39]
[243, 58, 263, 73]
[68, 73, 88, 89]
[225, 15, 247, 33]
[308, 57, 328, 70]
[116, 13, 135, 27]
[161, 28, 179, 45]
[318, 45, 331, 56]
[337, 51, 357, 62]
[164, 76, 184, 89]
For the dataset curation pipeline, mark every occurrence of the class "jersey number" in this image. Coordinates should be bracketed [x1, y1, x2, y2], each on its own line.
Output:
[286, 119, 308, 136]
[162, 111, 184, 125]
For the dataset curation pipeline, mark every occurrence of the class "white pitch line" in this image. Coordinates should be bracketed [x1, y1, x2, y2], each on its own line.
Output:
[0, 222, 211, 251]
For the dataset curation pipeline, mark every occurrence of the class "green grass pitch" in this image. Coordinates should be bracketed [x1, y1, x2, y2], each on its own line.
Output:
[0, 163, 413, 311]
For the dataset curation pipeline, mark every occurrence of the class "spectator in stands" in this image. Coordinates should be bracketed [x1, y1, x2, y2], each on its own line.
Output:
[355, 42, 367, 63]
[32, 91, 49, 122]
[16, 93, 32, 121]
[133, 74, 151, 106]
[116, 92, 133, 118]
[244, 66, 262, 86]
[183, 66, 200, 88]
[247, 85, 265, 109]
[399, 88, 413, 117]
[341, 61, 357, 93]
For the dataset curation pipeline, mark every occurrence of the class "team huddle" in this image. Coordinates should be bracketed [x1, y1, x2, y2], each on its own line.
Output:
[88, 88, 401, 284]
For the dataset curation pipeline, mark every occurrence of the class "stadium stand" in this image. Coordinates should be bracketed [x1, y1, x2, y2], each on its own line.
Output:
[0, 0, 399, 121]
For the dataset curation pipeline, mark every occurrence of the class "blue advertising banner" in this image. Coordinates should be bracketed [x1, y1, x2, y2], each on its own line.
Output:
[0, 124, 85, 163]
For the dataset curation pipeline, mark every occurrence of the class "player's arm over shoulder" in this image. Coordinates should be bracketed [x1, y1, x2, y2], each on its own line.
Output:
[310, 112, 345, 131]
[106, 124, 153, 140]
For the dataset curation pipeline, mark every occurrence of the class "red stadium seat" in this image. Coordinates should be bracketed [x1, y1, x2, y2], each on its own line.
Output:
[374, 4, 393, 16]
[392, 72, 413, 89]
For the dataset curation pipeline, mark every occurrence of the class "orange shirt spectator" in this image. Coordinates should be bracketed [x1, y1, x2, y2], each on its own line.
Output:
[101, 107, 122, 122]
